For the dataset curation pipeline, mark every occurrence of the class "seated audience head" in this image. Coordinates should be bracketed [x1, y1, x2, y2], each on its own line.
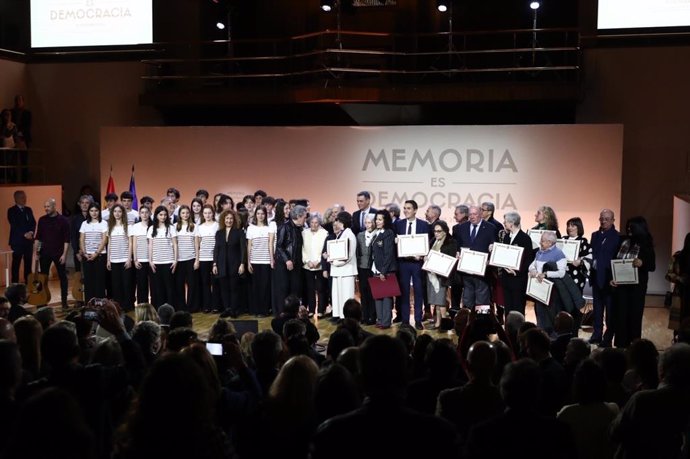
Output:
[411, 333, 434, 376]
[135, 303, 160, 324]
[593, 347, 628, 386]
[425, 338, 460, 382]
[523, 328, 551, 361]
[627, 338, 659, 389]
[169, 310, 193, 331]
[338, 318, 365, 345]
[565, 338, 591, 367]
[240, 332, 255, 368]
[283, 318, 307, 341]
[268, 355, 319, 421]
[454, 308, 470, 335]
[315, 363, 361, 423]
[0, 296, 10, 320]
[34, 306, 56, 330]
[360, 335, 409, 398]
[283, 294, 301, 317]
[208, 318, 236, 343]
[337, 346, 361, 378]
[41, 325, 79, 371]
[492, 340, 514, 385]
[554, 311, 574, 335]
[13, 315, 41, 376]
[467, 341, 497, 382]
[501, 358, 542, 409]
[396, 324, 417, 353]
[517, 321, 537, 356]
[5, 284, 27, 307]
[181, 342, 222, 402]
[0, 318, 15, 342]
[0, 340, 21, 397]
[166, 327, 198, 353]
[659, 343, 690, 389]
[251, 330, 284, 371]
[157, 304, 175, 326]
[572, 359, 607, 404]
[92, 338, 124, 366]
[343, 298, 363, 323]
[327, 328, 355, 361]
[132, 321, 162, 358]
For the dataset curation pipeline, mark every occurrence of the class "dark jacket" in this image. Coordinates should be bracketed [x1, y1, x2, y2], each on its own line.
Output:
[275, 220, 303, 266]
[590, 225, 621, 289]
[213, 228, 246, 278]
[369, 229, 397, 274]
[7, 204, 35, 249]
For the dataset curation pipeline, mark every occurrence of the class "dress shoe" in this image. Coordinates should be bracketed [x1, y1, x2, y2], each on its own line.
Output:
[415, 323, 424, 331]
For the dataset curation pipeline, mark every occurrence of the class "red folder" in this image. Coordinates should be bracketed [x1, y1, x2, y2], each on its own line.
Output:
[368, 274, 401, 299]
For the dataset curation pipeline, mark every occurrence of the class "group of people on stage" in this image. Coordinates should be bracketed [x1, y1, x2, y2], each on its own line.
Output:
[8, 185, 659, 348]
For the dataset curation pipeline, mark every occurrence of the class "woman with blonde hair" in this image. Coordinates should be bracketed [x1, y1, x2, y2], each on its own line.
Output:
[134, 303, 160, 323]
[533, 205, 561, 238]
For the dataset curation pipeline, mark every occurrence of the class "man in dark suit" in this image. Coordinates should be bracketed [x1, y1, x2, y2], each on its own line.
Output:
[394, 200, 429, 330]
[498, 211, 535, 316]
[352, 191, 376, 234]
[589, 209, 620, 345]
[450, 205, 469, 310]
[455, 206, 496, 308]
[481, 201, 504, 239]
[385, 203, 401, 225]
[7, 190, 36, 284]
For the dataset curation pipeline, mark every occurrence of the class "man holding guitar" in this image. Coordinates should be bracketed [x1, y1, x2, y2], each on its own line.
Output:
[34, 198, 70, 309]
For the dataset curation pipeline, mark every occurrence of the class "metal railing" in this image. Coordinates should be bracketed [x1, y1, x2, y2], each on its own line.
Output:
[141, 28, 580, 88]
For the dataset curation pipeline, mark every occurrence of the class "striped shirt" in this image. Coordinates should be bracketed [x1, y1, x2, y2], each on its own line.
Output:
[79, 221, 107, 255]
[196, 222, 218, 262]
[130, 222, 150, 262]
[177, 223, 197, 262]
[147, 225, 177, 265]
[247, 224, 272, 265]
[108, 225, 130, 263]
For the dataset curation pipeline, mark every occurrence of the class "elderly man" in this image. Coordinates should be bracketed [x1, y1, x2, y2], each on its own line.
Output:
[528, 231, 567, 335]
[589, 209, 620, 345]
[481, 202, 504, 239]
[35, 198, 70, 308]
[498, 211, 535, 316]
[7, 190, 36, 284]
[455, 205, 496, 308]
[450, 204, 469, 310]
[273, 205, 307, 316]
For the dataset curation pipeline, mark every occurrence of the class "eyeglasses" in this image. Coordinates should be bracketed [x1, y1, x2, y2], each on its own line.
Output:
[433, 229, 444, 233]
[481, 208, 490, 212]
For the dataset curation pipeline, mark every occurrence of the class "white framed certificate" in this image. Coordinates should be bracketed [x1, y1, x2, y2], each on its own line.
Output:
[527, 229, 556, 249]
[457, 248, 488, 276]
[526, 277, 553, 304]
[556, 239, 581, 263]
[423, 250, 458, 277]
[397, 234, 429, 257]
[327, 238, 349, 262]
[611, 259, 639, 285]
[489, 243, 524, 270]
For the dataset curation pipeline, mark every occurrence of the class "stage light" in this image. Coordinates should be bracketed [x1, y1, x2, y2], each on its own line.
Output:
[437, 0, 448, 12]
[216, 22, 226, 30]
[321, 0, 335, 12]
[530, 1, 540, 9]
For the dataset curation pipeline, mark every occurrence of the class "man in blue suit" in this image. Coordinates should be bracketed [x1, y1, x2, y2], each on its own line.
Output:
[454, 205, 496, 308]
[589, 208, 620, 345]
[7, 190, 35, 284]
[395, 200, 429, 330]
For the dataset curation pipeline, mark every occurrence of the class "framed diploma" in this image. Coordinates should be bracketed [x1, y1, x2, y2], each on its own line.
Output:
[526, 277, 553, 304]
[611, 259, 639, 285]
[489, 243, 524, 270]
[457, 248, 488, 276]
[397, 234, 429, 257]
[423, 250, 458, 277]
[556, 239, 581, 263]
[327, 238, 349, 261]
[527, 229, 556, 249]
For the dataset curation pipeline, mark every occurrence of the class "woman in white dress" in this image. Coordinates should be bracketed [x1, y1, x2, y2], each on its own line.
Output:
[327, 211, 358, 323]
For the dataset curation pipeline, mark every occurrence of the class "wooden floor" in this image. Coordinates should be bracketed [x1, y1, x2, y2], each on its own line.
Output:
[16, 279, 675, 351]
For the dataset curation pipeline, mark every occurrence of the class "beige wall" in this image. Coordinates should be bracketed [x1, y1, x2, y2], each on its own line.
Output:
[0, 59, 27, 110]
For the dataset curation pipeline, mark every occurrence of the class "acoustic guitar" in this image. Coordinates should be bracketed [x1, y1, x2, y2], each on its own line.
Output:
[27, 259, 51, 306]
[72, 271, 85, 303]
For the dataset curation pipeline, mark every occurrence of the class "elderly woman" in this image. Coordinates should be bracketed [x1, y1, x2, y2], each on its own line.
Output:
[528, 231, 567, 335]
[273, 205, 307, 316]
[356, 213, 377, 325]
[327, 211, 358, 323]
[302, 213, 329, 318]
[498, 211, 535, 316]
[426, 220, 458, 329]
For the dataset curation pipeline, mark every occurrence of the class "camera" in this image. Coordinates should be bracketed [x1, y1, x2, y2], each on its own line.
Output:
[475, 305, 491, 315]
[81, 297, 108, 322]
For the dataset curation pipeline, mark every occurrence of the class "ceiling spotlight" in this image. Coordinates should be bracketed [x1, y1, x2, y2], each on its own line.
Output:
[437, 0, 448, 12]
[321, 0, 335, 12]
[216, 22, 226, 30]
[530, 1, 540, 9]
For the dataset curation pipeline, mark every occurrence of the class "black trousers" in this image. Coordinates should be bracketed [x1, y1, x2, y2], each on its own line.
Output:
[612, 282, 647, 348]
[82, 254, 106, 302]
[303, 268, 327, 314]
[358, 267, 376, 321]
[219, 274, 240, 315]
[39, 254, 68, 306]
[501, 274, 529, 316]
[135, 262, 154, 305]
[251, 264, 271, 315]
[152, 263, 175, 308]
[272, 262, 302, 316]
[199, 261, 220, 311]
[11, 243, 32, 284]
[110, 262, 133, 311]
[175, 259, 198, 312]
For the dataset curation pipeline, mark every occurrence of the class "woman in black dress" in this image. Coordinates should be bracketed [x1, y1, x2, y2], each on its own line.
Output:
[213, 209, 246, 318]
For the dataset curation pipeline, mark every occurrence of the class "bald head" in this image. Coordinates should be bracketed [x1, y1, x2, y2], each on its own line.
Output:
[0, 318, 16, 343]
[43, 198, 57, 216]
[599, 209, 615, 231]
[467, 341, 496, 381]
[468, 206, 482, 225]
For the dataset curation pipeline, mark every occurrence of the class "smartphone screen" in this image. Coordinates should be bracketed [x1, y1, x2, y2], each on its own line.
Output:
[475, 305, 491, 314]
[83, 310, 100, 321]
[206, 342, 223, 356]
